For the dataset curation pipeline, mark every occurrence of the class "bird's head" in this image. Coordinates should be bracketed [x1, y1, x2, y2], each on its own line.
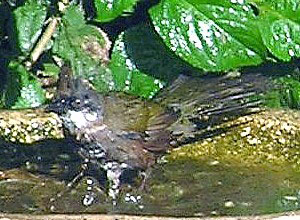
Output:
[46, 66, 105, 133]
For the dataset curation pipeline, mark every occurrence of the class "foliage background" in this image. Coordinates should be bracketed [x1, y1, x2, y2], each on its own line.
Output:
[0, 0, 300, 109]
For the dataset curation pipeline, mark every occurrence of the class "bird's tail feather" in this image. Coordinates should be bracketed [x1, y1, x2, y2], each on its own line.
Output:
[155, 72, 278, 145]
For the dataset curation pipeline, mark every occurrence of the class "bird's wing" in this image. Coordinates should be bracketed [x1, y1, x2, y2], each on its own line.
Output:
[155, 71, 278, 144]
[102, 93, 172, 132]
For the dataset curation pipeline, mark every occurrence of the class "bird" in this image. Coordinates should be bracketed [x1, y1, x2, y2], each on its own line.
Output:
[47, 64, 276, 204]
[47, 65, 179, 203]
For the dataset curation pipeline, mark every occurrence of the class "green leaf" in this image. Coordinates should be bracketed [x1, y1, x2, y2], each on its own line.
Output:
[4, 61, 45, 109]
[13, 0, 47, 55]
[263, 90, 283, 108]
[276, 76, 300, 109]
[109, 24, 199, 98]
[109, 30, 165, 98]
[94, 0, 139, 22]
[253, 0, 300, 61]
[263, 67, 300, 109]
[42, 63, 60, 77]
[149, 0, 268, 72]
[52, 5, 115, 93]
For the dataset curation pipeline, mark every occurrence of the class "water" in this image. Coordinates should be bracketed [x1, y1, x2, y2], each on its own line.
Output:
[145, 159, 300, 217]
[1, 109, 300, 217]
[1, 140, 300, 217]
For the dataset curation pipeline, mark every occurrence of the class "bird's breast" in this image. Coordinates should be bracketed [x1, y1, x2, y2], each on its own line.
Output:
[82, 127, 156, 169]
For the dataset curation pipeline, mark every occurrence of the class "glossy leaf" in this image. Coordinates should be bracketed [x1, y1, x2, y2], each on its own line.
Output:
[42, 63, 60, 77]
[4, 61, 45, 109]
[149, 0, 268, 72]
[109, 23, 198, 98]
[13, 0, 47, 54]
[109, 30, 165, 98]
[52, 5, 115, 93]
[253, 0, 300, 61]
[276, 76, 300, 109]
[94, 0, 139, 22]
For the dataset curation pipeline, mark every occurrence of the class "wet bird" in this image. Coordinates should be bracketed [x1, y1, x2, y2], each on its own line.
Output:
[47, 65, 179, 201]
[47, 65, 276, 202]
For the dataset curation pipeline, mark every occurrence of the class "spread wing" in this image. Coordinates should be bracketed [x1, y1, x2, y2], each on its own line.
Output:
[103, 93, 178, 152]
[155, 72, 278, 144]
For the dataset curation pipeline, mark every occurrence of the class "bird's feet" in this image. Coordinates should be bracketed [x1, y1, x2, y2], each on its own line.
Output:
[48, 158, 106, 211]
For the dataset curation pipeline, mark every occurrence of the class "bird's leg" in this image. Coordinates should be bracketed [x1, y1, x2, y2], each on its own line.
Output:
[139, 167, 152, 191]
[49, 160, 89, 211]
[77, 143, 109, 206]
[102, 161, 126, 206]
[66, 161, 88, 188]
[121, 168, 149, 210]
[81, 175, 104, 206]
[50, 142, 108, 211]
[76, 157, 108, 207]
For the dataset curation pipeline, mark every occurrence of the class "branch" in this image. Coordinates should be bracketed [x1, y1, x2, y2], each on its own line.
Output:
[29, 17, 59, 65]
[27, 0, 70, 67]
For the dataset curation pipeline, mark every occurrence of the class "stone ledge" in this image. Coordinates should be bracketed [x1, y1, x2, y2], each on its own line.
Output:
[1, 213, 300, 220]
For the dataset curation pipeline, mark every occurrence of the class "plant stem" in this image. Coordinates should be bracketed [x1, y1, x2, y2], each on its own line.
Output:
[28, 0, 70, 67]
[29, 17, 60, 65]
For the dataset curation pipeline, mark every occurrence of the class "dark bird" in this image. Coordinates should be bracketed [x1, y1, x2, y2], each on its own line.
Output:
[47, 65, 180, 202]
[47, 65, 276, 203]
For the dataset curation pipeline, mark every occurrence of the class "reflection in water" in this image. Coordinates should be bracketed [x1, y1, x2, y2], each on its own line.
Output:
[1, 136, 300, 216]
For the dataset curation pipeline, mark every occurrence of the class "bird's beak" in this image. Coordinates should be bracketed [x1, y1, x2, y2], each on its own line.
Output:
[45, 99, 65, 114]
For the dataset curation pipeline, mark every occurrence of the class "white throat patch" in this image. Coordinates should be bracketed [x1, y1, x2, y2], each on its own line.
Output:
[68, 110, 89, 128]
